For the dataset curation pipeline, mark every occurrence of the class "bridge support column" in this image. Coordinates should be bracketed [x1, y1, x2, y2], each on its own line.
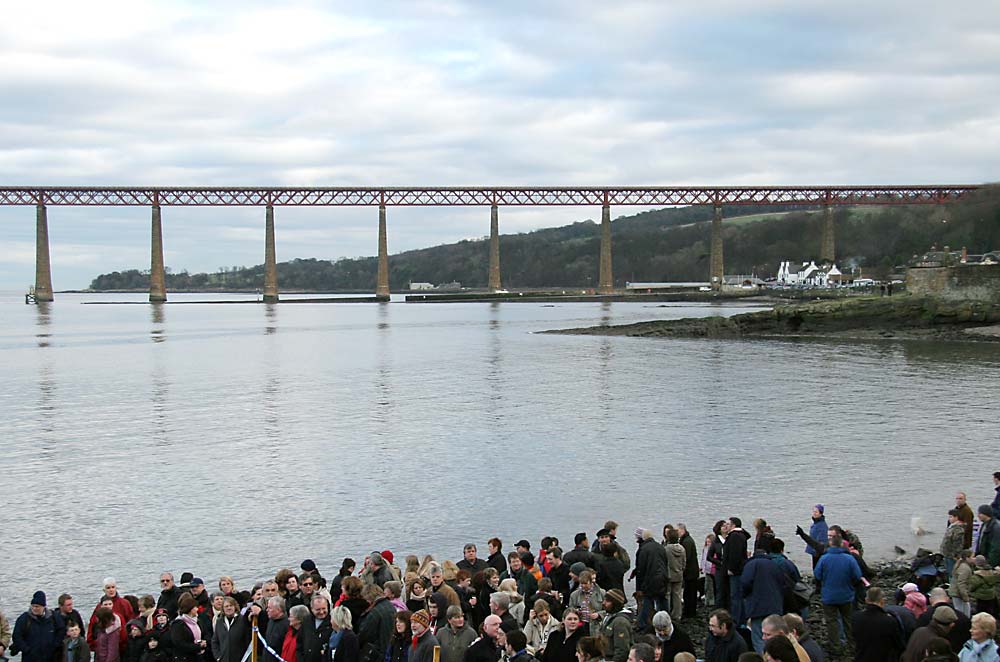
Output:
[376, 204, 390, 300]
[35, 203, 54, 301]
[488, 204, 502, 291]
[598, 202, 613, 294]
[263, 204, 279, 302]
[820, 204, 835, 263]
[710, 204, 724, 290]
[149, 205, 166, 302]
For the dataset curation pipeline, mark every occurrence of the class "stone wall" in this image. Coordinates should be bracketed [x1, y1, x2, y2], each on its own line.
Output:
[907, 265, 1000, 302]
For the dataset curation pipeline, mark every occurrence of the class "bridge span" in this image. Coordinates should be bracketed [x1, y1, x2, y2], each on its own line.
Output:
[1, 185, 979, 302]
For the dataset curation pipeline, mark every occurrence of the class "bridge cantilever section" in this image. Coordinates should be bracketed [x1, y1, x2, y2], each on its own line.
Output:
[3, 185, 981, 301]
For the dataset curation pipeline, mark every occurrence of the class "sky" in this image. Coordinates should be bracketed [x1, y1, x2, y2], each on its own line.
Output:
[1, 1, 999, 289]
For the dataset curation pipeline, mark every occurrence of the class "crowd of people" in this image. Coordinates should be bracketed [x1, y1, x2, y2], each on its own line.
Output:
[2, 474, 999, 662]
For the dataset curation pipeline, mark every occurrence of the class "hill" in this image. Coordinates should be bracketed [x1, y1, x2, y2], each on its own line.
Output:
[89, 187, 1000, 291]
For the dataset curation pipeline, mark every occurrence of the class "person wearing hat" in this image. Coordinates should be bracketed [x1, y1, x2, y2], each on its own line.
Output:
[598, 589, 633, 662]
[804, 506, 827, 571]
[975, 505, 1000, 567]
[915, 588, 972, 654]
[593, 531, 627, 594]
[968, 556, 999, 617]
[11, 592, 59, 662]
[409, 610, 439, 662]
[901, 605, 958, 662]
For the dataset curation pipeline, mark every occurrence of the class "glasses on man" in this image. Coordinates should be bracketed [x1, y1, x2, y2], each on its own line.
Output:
[160, 579, 172, 584]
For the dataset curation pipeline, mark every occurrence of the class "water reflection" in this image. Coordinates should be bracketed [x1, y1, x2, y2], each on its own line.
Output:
[595, 303, 614, 436]
[36, 301, 52, 348]
[374, 304, 393, 420]
[150, 303, 166, 343]
[264, 302, 278, 335]
[486, 302, 503, 424]
[262, 304, 281, 464]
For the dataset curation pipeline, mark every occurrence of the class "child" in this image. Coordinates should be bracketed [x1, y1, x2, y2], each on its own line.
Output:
[125, 619, 148, 662]
[63, 621, 91, 662]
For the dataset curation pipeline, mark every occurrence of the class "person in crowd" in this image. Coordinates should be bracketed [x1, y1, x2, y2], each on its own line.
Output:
[92, 580, 136, 633]
[330, 560, 355, 604]
[524, 600, 560, 656]
[751, 520, 774, 554]
[950, 551, 976, 617]
[527, 578, 564, 621]
[969, 557, 1000, 618]
[546, 549, 571, 607]
[405, 577, 430, 615]
[188, 580, 211, 616]
[157, 575, 181, 620]
[593, 522, 631, 571]
[650, 611, 693, 661]
[761, 635, 797, 662]
[124, 618, 147, 662]
[759, 616, 807, 662]
[299, 596, 332, 662]
[976, 506, 1000, 567]
[216, 578, 246, 609]
[542, 608, 584, 662]
[282, 605, 308, 662]
[568, 571, 604, 636]
[456, 544, 487, 576]
[708, 523, 728, 610]
[663, 530, 686, 622]
[437, 606, 476, 662]
[464, 614, 501, 662]
[801, 506, 828, 573]
[959, 612, 998, 662]
[564, 534, 597, 571]
[902, 583, 929, 620]
[498, 580, 525, 625]
[62, 620, 91, 662]
[521, 554, 544, 588]
[382, 582, 407, 613]
[385, 611, 412, 662]
[142, 609, 172, 662]
[574, 636, 606, 662]
[136, 597, 156, 633]
[408, 611, 439, 662]
[780, 615, 822, 662]
[505, 630, 538, 662]
[283, 575, 305, 611]
[598, 589, 633, 662]
[626, 642, 654, 662]
[813, 531, 861, 656]
[339, 578, 369, 632]
[942, 509, 969, 579]
[357, 580, 396, 662]
[992, 473, 1000, 519]
[594, 531, 627, 594]
[328, 606, 357, 662]
[765, 540, 802, 615]
[55, 594, 87, 641]
[704, 610, 747, 662]
[486, 539, 508, 576]
[503, 554, 538, 601]
[635, 529, 669, 634]
[429, 565, 462, 609]
[361, 553, 394, 589]
[88, 597, 126, 654]
[741, 540, 788, 653]
[721, 519, 751, 632]
[674, 525, 699, 619]
[701, 534, 718, 609]
[917, 588, 972, 654]
[171, 595, 209, 662]
[953, 493, 976, 550]
[427, 593, 449, 633]
[902, 606, 959, 662]
[211, 597, 241, 662]
[262, 597, 289, 662]
[490, 592, 517, 632]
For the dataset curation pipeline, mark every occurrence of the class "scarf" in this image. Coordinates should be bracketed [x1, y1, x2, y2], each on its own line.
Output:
[180, 614, 201, 641]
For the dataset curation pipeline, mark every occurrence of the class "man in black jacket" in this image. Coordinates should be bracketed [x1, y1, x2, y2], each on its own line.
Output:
[546, 548, 572, 606]
[157, 573, 182, 620]
[299, 597, 333, 662]
[563, 533, 597, 570]
[463, 615, 501, 662]
[704, 609, 747, 662]
[357, 594, 395, 662]
[595, 533, 627, 593]
[721, 518, 750, 628]
[634, 529, 669, 633]
[676, 525, 700, 619]
[852, 587, 904, 662]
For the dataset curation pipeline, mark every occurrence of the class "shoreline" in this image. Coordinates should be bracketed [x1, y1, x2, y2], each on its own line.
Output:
[543, 295, 1000, 342]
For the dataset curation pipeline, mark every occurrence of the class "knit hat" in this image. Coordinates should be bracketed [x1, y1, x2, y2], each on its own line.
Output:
[569, 562, 587, 577]
[381, 550, 394, 565]
[973, 555, 990, 568]
[410, 610, 430, 629]
[901, 583, 919, 594]
[31, 591, 46, 606]
[605, 589, 626, 609]
[932, 606, 958, 624]
[634, 527, 645, 540]
[301, 559, 317, 572]
[814, 504, 825, 514]
[978, 505, 993, 517]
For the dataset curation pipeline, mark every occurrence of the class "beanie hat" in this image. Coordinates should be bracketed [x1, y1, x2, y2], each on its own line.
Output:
[31, 591, 47, 606]
[973, 555, 990, 568]
[932, 605, 958, 624]
[381, 550, 394, 565]
[901, 583, 919, 594]
[815, 504, 825, 514]
[978, 505, 994, 517]
[605, 589, 626, 609]
[634, 527, 645, 540]
[569, 562, 587, 576]
[300, 559, 317, 572]
[410, 610, 430, 628]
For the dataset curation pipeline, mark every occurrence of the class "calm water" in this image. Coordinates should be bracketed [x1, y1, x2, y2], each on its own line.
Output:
[1, 292, 998, 615]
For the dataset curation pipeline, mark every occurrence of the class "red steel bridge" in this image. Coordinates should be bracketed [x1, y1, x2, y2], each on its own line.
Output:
[6, 184, 981, 303]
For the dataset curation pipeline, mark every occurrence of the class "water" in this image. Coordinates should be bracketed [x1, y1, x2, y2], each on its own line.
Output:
[1, 292, 998, 616]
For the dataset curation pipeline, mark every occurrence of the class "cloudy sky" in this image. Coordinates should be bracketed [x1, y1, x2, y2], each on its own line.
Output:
[1, 0, 998, 289]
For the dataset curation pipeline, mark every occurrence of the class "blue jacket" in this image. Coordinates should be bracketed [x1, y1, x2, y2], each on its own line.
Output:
[12, 609, 60, 662]
[813, 547, 861, 605]
[806, 517, 828, 557]
[741, 551, 789, 619]
[770, 554, 802, 584]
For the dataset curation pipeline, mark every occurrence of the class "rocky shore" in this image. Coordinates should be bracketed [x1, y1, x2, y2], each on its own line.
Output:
[545, 295, 1000, 342]
[679, 560, 913, 659]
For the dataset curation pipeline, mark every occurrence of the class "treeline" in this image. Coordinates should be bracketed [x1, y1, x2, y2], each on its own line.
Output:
[90, 187, 1000, 291]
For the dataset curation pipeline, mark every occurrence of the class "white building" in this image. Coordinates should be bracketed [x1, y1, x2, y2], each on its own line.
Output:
[776, 261, 842, 288]
[409, 282, 434, 290]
